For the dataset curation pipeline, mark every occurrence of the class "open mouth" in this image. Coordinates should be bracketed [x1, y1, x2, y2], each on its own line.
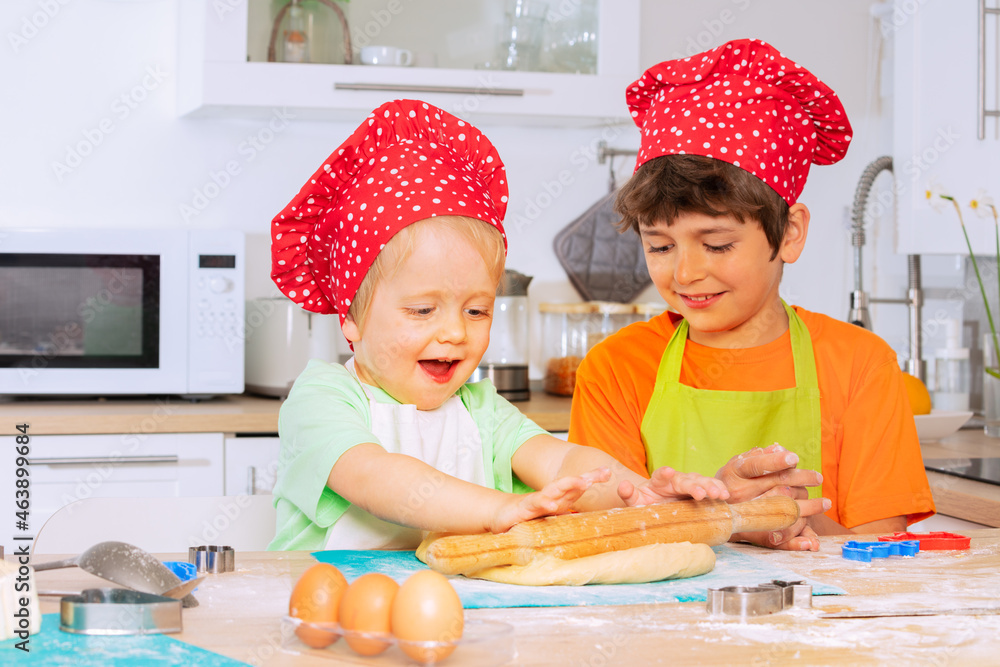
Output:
[679, 292, 723, 309]
[419, 359, 459, 382]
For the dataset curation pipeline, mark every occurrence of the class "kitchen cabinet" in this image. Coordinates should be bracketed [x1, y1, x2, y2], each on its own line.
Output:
[4, 433, 223, 555]
[177, 0, 640, 125]
[893, 0, 1000, 254]
[223, 435, 280, 495]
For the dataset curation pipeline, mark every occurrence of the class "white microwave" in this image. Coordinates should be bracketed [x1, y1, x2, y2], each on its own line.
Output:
[0, 228, 245, 398]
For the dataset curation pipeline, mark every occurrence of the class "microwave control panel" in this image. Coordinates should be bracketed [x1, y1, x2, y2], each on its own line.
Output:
[187, 231, 245, 394]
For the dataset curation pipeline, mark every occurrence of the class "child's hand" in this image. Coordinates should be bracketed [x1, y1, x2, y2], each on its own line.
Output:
[730, 490, 832, 551]
[617, 466, 730, 507]
[489, 467, 612, 534]
[715, 443, 822, 504]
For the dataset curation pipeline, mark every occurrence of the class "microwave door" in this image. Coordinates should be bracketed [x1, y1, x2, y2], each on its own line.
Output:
[0, 249, 186, 395]
[0, 254, 157, 365]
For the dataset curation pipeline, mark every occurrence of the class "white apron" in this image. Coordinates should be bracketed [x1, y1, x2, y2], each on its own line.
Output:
[324, 358, 488, 550]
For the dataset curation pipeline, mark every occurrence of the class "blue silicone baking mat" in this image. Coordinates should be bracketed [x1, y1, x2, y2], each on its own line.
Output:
[0, 614, 250, 666]
[313, 545, 845, 608]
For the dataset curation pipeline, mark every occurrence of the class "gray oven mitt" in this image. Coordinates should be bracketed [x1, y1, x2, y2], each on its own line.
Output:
[553, 190, 651, 302]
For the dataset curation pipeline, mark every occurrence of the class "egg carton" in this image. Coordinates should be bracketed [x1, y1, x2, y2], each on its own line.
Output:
[279, 616, 514, 666]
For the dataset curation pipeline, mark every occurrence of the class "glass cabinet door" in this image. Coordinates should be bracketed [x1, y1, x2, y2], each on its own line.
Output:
[179, 0, 635, 123]
[246, 0, 599, 74]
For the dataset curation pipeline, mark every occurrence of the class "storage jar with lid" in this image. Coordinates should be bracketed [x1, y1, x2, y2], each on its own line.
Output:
[539, 302, 598, 396]
[591, 302, 638, 347]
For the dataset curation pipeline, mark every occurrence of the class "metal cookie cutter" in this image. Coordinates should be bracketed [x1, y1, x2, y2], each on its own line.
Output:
[188, 545, 235, 573]
[763, 579, 813, 610]
[60, 587, 182, 635]
[878, 531, 971, 550]
[707, 580, 813, 618]
[841, 540, 919, 562]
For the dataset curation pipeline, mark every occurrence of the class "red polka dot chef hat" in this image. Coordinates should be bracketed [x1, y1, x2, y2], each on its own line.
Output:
[627, 39, 853, 205]
[271, 99, 509, 325]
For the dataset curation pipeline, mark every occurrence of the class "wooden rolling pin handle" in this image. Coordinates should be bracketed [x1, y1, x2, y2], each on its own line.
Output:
[729, 495, 800, 534]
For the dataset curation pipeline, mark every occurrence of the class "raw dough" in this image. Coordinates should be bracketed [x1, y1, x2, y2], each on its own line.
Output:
[416, 537, 715, 586]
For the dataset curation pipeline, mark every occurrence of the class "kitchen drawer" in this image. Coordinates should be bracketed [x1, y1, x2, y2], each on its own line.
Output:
[4, 433, 223, 555]
[224, 435, 281, 496]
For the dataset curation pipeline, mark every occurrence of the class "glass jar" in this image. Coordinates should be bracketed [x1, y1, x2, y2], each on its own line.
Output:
[592, 302, 638, 347]
[541, 0, 598, 73]
[495, 0, 549, 71]
[539, 302, 598, 396]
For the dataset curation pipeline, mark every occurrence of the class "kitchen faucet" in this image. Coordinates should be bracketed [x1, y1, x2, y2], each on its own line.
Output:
[848, 156, 925, 381]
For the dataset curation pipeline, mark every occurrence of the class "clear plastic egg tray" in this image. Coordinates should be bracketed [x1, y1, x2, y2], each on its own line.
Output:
[279, 616, 515, 666]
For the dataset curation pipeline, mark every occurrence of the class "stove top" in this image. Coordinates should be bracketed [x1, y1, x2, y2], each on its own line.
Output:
[924, 457, 1000, 487]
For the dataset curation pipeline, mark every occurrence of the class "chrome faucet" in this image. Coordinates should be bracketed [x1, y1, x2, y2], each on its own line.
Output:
[848, 156, 925, 381]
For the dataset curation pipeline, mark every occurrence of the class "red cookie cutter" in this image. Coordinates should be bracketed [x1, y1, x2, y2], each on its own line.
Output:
[878, 532, 970, 550]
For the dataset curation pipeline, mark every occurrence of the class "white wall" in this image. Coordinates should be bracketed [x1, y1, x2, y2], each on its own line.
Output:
[3, 0, 959, 378]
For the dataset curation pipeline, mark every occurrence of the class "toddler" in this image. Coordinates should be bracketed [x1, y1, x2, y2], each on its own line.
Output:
[267, 99, 732, 551]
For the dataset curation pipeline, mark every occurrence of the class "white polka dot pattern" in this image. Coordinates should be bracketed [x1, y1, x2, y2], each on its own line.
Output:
[270, 99, 509, 321]
[626, 39, 853, 205]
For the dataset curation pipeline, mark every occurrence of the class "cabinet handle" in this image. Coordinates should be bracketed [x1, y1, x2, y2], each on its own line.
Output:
[335, 82, 524, 97]
[28, 455, 179, 466]
[247, 465, 257, 496]
[979, 0, 1000, 139]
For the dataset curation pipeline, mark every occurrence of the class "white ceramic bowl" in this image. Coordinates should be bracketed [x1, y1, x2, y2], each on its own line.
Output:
[914, 410, 974, 441]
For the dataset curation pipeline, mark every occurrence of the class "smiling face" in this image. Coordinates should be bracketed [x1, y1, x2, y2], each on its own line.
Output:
[342, 221, 501, 410]
[640, 205, 809, 348]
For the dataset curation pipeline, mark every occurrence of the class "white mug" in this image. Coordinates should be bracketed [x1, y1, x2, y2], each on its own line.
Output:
[360, 45, 413, 67]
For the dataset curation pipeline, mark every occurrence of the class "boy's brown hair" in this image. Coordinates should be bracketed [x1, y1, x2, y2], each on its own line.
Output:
[614, 155, 790, 259]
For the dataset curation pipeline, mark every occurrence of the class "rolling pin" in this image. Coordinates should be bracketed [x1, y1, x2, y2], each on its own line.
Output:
[421, 496, 799, 575]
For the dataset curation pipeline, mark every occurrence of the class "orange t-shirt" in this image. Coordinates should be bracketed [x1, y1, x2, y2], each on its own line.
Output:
[568, 306, 935, 529]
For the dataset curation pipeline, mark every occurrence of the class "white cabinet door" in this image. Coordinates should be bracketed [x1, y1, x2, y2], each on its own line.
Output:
[893, 0, 1000, 254]
[3, 433, 223, 555]
[178, 0, 640, 125]
[224, 435, 281, 496]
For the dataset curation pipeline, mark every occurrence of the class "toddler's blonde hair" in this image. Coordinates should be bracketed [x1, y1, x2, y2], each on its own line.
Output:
[347, 216, 505, 330]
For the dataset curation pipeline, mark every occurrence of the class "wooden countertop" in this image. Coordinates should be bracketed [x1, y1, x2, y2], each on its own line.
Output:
[0, 388, 573, 436]
[26, 534, 1000, 665]
[921, 429, 1000, 527]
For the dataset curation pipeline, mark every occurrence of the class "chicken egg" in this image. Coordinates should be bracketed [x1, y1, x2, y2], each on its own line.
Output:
[391, 569, 464, 664]
[338, 572, 399, 656]
[288, 563, 348, 649]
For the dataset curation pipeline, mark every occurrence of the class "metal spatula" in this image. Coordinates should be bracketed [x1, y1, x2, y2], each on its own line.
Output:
[33, 540, 199, 608]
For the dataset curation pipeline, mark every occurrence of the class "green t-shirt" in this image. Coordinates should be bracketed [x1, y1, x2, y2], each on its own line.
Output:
[268, 359, 545, 550]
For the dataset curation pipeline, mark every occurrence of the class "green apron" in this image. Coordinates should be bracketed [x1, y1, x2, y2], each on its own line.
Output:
[640, 302, 823, 499]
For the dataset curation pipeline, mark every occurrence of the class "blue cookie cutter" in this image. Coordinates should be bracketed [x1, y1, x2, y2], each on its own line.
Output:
[163, 560, 198, 581]
[841, 540, 920, 562]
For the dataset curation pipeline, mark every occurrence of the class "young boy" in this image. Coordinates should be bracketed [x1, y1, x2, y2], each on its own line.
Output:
[266, 99, 741, 551]
[569, 40, 935, 549]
